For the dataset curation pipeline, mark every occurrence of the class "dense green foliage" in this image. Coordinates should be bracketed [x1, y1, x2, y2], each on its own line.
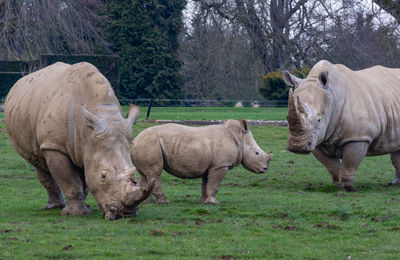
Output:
[258, 67, 310, 100]
[100, 0, 186, 99]
[2, 108, 400, 258]
[0, 72, 23, 100]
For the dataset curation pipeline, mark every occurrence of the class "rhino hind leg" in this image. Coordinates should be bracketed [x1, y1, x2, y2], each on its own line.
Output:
[202, 167, 228, 204]
[36, 168, 65, 209]
[43, 150, 90, 216]
[389, 151, 400, 185]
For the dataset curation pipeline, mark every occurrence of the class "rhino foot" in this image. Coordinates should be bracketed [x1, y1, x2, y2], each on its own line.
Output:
[61, 203, 91, 216]
[388, 181, 400, 186]
[155, 197, 170, 204]
[341, 184, 356, 192]
[203, 197, 220, 204]
[45, 201, 65, 210]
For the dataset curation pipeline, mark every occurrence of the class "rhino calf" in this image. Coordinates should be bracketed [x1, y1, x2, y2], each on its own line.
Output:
[283, 60, 400, 191]
[131, 120, 273, 204]
[5, 62, 153, 220]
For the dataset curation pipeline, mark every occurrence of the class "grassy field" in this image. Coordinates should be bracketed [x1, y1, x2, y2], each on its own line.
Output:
[1, 108, 400, 259]
[121, 106, 288, 121]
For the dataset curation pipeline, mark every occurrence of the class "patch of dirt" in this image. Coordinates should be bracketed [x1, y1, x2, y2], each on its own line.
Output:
[313, 222, 342, 230]
[273, 225, 297, 231]
[215, 255, 234, 260]
[275, 213, 288, 219]
[62, 245, 73, 250]
[149, 230, 164, 236]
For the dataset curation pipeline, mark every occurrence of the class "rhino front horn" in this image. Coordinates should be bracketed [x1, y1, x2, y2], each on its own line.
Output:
[287, 89, 305, 134]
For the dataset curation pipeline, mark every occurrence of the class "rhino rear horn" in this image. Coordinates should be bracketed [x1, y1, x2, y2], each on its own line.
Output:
[296, 95, 312, 118]
[126, 104, 140, 128]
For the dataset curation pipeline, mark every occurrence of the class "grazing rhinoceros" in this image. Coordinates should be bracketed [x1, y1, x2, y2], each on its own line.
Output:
[4, 62, 153, 220]
[131, 120, 273, 204]
[283, 60, 400, 191]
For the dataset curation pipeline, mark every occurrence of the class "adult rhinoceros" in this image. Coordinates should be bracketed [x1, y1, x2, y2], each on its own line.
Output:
[283, 60, 400, 191]
[5, 62, 153, 219]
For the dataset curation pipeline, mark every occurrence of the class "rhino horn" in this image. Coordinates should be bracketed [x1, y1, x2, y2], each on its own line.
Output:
[296, 95, 312, 118]
[126, 104, 140, 128]
[287, 88, 305, 134]
[126, 178, 155, 206]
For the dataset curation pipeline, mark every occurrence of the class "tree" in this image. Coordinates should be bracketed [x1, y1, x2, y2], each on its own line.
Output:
[100, 0, 186, 99]
[0, 0, 109, 60]
[372, 0, 400, 22]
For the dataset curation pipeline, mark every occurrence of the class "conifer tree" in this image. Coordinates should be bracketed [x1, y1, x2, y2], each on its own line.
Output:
[101, 0, 186, 99]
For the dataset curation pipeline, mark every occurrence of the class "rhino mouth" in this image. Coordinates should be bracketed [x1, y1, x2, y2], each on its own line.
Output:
[104, 202, 139, 220]
[287, 134, 315, 154]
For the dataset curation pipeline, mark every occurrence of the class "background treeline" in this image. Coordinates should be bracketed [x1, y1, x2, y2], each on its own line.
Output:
[0, 0, 399, 101]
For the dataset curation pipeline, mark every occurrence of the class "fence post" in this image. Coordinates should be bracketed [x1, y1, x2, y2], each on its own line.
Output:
[146, 98, 153, 120]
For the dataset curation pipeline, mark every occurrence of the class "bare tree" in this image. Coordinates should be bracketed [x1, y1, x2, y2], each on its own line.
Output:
[372, 0, 400, 22]
[0, 0, 110, 61]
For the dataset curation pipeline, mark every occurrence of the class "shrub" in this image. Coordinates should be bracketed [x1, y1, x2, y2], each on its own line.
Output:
[258, 66, 310, 100]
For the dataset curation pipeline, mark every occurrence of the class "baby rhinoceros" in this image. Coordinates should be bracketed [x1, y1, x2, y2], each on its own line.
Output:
[131, 120, 273, 204]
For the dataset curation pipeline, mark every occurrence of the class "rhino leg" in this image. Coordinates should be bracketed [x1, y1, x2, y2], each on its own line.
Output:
[202, 166, 228, 204]
[36, 167, 65, 209]
[339, 142, 369, 192]
[389, 151, 400, 185]
[312, 148, 339, 183]
[137, 167, 169, 204]
[43, 150, 90, 216]
[200, 173, 208, 203]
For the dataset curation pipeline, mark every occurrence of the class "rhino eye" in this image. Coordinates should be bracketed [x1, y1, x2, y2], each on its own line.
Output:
[101, 173, 106, 179]
[256, 151, 260, 155]
[317, 118, 321, 123]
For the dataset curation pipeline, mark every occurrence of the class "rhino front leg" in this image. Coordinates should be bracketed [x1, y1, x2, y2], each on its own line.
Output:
[43, 150, 90, 216]
[202, 166, 228, 204]
[339, 142, 369, 192]
[137, 167, 169, 204]
[389, 151, 400, 185]
[312, 147, 340, 183]
[36, 167, 65, 209]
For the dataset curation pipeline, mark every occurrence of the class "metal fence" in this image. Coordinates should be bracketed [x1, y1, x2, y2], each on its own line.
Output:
[119, 98, 288, 108]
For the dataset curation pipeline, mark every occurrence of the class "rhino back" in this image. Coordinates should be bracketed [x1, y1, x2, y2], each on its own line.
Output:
[134, 124, 240, 178]
[5, 62, 120, 168]
[336, 65, 400, 154]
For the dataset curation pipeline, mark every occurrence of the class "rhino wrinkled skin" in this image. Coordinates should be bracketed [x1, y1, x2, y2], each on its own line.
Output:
[4, 62, 153, 220]
[131, 120, 273, 204]
[283, 60, 400, 191]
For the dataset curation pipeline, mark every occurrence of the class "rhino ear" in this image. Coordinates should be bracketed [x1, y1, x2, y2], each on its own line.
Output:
[282, 71, 302, 88]
[239, 119, 248, 134]
[318, 71, 330, 90]
[82, 107, 107, 133]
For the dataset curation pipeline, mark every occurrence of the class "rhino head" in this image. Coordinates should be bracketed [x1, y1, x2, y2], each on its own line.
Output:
[82, 104, 153, 220]
[283, 71, 333, 154]
[230, 120, 273, 173]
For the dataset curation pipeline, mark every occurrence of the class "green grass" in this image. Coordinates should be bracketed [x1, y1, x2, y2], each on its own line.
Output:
[122, 106, 288, 121]
[2, 110, 400, 259]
